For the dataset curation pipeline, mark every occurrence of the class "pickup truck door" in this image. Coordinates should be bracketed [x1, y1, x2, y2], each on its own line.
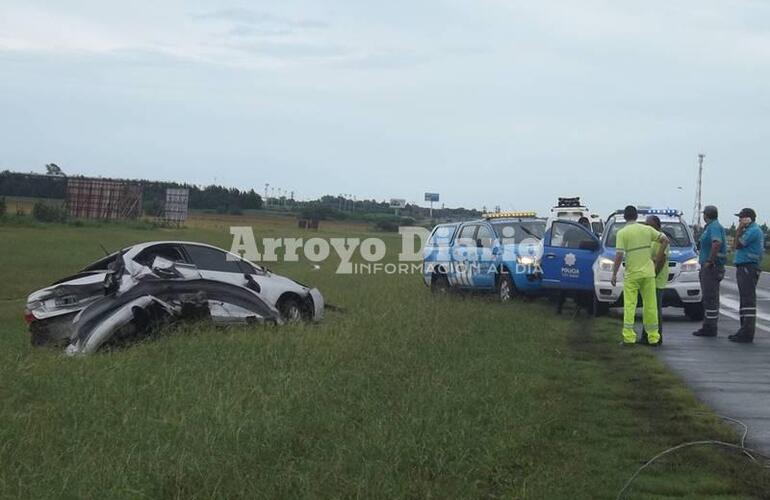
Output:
[449, 224, 478, 287]
[472, 223, 498, 289]
[541, 221, 601, 291]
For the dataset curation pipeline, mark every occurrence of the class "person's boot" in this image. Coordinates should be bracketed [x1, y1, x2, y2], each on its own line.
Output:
[693, 326, 717, 337]
[728, 328, 754, 343]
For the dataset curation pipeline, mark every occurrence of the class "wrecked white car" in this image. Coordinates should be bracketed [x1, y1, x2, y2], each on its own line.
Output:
[24, 241, 324, 355]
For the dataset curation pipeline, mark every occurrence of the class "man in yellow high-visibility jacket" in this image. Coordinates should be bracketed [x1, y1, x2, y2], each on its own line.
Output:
[611, 206, 670, 346]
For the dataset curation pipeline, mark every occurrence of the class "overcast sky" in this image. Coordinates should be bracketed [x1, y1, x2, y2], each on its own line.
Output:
[1, 0, 768, 222]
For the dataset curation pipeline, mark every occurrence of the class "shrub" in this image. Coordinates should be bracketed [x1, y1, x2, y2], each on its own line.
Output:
[0, 197, 5, 217]
[375, 220, 400, 232]
[32, 201, 68, 223]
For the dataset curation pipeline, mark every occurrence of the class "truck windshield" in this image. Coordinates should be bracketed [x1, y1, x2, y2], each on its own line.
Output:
[492, 220, 546, 242]
[604, 221, 692, 248]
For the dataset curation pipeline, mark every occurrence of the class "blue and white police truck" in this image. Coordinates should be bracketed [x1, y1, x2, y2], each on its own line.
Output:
[538, 208, 703, 317]
[422, 212, 545, 301]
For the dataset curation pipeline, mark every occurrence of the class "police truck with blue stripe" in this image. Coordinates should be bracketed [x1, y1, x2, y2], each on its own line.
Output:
[423, 212, 545, 300]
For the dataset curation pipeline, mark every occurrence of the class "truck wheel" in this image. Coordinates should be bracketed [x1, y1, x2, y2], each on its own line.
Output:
[684, 302, 704, 321]
[592, 294, 610, 317]
[431, 273, 451, 294]
[498, 272, 516, 302]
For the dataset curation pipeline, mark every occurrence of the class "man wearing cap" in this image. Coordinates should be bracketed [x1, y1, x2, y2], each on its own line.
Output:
[611, 205, 670, 346]
[730, 208, 765, 343]
[693, 206, 727, 337]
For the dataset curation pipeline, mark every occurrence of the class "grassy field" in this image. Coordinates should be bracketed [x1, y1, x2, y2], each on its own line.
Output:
[1, 214, 769, 499]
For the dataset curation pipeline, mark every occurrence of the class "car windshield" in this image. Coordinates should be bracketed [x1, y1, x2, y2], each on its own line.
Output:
[605, 221, 692, 247]
[492, 220, 546, 243]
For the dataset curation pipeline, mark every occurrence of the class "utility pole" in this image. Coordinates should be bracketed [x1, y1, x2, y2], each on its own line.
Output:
[264, 183, 269, 208]
[692, 154, 704, 230]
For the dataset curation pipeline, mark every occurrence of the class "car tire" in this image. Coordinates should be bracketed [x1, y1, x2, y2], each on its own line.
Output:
[684, 302, 705, 321]
[431, 273, 451, 294]
[278, 296, 305, 323]
[592, 294, 610, 317]
[498, 271, 516, 302]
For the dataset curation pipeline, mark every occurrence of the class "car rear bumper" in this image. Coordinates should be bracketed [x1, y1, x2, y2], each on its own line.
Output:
[29, 312, 78, 346]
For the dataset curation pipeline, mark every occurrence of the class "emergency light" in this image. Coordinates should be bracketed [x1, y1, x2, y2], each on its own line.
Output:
[612, 208, 682, 217]
[557, 197, 583, 208]
[641, 208, 682, 217]
[484, 211, 538, 219]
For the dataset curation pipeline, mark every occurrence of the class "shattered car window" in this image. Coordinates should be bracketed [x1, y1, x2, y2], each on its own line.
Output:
[134, 244, 187, 268]
[184, 245, 247, 273]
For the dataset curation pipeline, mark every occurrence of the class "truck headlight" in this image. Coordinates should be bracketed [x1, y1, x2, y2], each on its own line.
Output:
[598, 257, 614, 272]
[517, 255, 536, 266]
[680, 258, 700, 273]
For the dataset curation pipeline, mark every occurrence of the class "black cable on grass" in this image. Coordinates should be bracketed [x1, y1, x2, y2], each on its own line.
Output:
[616, 414, 770, 500]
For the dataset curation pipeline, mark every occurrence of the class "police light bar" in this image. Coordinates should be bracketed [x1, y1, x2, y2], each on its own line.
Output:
[642, 208, 682, 216]
[611, 208, 682, 217]
[484, 211, 538, 219]
[557, 197, 582, 208]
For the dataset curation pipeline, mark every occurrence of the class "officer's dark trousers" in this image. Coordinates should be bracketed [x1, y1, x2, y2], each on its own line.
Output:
[700, 265, 724, 333]
[656, 288, 664, 335]
[736, 263, 761, 338]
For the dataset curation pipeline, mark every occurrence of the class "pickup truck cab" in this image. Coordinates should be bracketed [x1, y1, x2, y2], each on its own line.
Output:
[545, 196, 604, 236]
[538, 209, 703, 317]
[423, 212, 545, 301]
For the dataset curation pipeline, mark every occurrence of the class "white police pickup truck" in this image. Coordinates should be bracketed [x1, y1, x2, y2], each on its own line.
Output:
[593, 209, 703, 318]
[538, 208, 703, 318]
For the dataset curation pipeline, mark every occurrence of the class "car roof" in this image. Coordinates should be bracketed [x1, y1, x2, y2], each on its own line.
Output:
[123, 241, 241, 259]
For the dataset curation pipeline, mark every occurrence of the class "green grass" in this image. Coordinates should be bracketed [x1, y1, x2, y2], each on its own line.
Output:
[1, 219, 769, 499]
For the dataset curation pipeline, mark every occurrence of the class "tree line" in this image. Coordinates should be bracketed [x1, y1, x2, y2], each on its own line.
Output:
[0, 171, 262, 213]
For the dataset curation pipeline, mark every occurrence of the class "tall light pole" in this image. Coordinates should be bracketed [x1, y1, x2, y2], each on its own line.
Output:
[264, 183, 269, 208]
[692, 154, 704, 230]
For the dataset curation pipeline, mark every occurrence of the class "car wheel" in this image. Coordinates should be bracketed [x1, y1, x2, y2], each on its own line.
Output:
[498, 272, 515, 302]
[278, 297, 304, 323]
[684, 302, 704, 321]
[431, 273, 451, 294]
[592, 294, 610, 317]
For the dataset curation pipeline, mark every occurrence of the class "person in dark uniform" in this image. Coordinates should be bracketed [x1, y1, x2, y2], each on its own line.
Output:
[556, 216, 594, 314]
[693, 206, 727, 337]
[730, 208, 765, 343]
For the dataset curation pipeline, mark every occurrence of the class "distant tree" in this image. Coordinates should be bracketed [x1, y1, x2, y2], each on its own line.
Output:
[45, 163, 66, 176]
[0, 196, 6, 217]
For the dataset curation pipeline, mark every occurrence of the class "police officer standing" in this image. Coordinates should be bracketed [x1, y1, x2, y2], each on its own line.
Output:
[693, 206, 727, 337]
[611, 206, 669, 346]
[730, 208, 765, 343]
[639, 215, 670, 344]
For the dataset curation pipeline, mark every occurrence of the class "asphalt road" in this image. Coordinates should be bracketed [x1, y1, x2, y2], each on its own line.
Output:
[645, 267, 770, 455]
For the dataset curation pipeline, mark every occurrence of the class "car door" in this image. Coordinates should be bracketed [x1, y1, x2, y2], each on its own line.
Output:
[472, 223, 498, 289]
[541, 221, 601, 290]
[449, 224, 478, 287]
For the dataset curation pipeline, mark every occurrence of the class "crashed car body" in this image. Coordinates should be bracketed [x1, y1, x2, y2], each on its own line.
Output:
[24, 241, 324, 355]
